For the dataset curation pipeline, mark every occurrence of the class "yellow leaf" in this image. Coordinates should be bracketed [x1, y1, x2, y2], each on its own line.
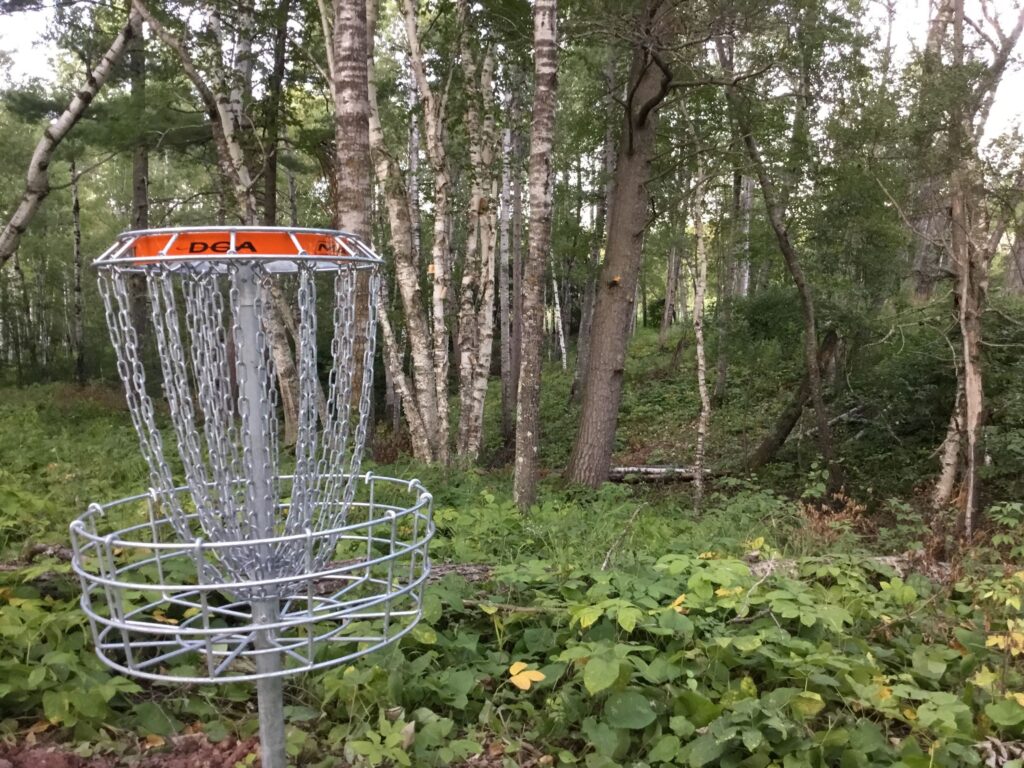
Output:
[182, 607, 200, 619]
[1009, 596, 1022, 611]
[698, 551, 717, 560]
[878, 686, 893, 701]
[715, 586, 743, 598]
[745, 537, 765, 550]
[671, 594, 687, 614]
[971, 665, 999, 690]
[902, 707, 917, 721]
[1009, 692, 1024, 707]
[508, 662, 545, 691]
[144, 734, 166, 749]
[152, 609, 178, 625]
[479, 602, 498, 615]
[27, 720, 51, 735]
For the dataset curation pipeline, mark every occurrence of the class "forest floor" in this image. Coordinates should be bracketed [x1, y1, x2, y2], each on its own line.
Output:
[1, 324, 1024, 767]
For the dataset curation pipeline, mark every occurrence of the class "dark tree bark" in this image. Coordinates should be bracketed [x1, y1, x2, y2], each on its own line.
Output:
[513, 0, 558, 509]
[745, 330, 838, 470]
[263, 0, 291, 226]
[573, 54, 617, 402]
[71, 160, 85, 385]
[128, 10, 149, 337]
[566, 0, 672, 486]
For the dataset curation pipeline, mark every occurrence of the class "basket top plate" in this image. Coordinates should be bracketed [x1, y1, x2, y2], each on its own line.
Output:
[94, 226, 382, 272]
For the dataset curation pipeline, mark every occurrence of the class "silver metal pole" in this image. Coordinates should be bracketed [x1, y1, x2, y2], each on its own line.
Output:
[234, 265, 286, 768]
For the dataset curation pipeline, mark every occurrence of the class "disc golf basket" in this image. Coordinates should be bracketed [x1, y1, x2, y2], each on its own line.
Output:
[69, 227, 434, 768]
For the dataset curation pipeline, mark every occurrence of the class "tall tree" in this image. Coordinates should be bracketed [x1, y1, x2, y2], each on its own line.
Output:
[565, 0, 672, 487]
[513, 0, 558, 509]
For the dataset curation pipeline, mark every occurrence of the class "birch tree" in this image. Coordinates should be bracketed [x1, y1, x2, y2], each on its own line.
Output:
[455, 5, 500, 461]
[0, 8, 140, 266]
[514, 0, 558, 509]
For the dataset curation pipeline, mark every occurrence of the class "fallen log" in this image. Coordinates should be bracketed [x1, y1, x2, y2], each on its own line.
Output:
[608, 465, 698, 482]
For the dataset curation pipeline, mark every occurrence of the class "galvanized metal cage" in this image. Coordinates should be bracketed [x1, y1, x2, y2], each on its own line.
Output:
[70, 227, 434, 694]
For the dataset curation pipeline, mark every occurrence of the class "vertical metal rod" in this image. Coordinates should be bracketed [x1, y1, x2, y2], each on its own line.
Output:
[234, 265, 286, 768]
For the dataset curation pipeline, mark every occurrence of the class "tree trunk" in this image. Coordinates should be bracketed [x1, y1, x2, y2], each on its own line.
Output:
[711, 170, 742, 406]
[511, 118, 525, 410]
[499, 126, 515, 445]
[455, 23, 499, 463]
[551, 261, 567, 370]
[566, 1, 671, 487]
[691, 165, 711, 508]
[365, 0, 443, 462]
[71, 161, 85, 385]
[0, 9, 140, 266]
[744, 330, 840, 470]
[127, 10, 149, 336]
[263, 0, 291, 225]
[717, 39, 839, 494]
[573, 51, 618, 403]
[513, 0, 558, 509]
[659, 244, 680, 347]
[402, 0, 453, 464]
[1005, 222, 1024, 294]
[334, 0, 375, 438]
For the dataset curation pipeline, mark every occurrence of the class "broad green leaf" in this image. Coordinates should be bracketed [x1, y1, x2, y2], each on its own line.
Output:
[647, 734, 680, 762]
[603, 690, 656, 730]
[583, 657, 620, 694]
[791, 691, 826, 719]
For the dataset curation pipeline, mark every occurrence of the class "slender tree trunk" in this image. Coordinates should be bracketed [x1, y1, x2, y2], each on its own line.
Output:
[717, 39, 839, 493]
[551, 261, 567, 370]
[1006, 224, 1024, 294]
[365, 0, 442, 462]
[402, 0, 453, 464]
[1, 9, 140, 266]
[499, 126, 515, 444]
[454, 13, 500, 462]
[127, 10, 149, 336]
[691, 166, 711, 508]
[511, 121, 525, 409]
[573, 52, 617, 402]
[407, 57, 422, 266]
[744, 330, 840, 470]
[513, 0, 558, 509]
[566, 1, 671, 486]
[71, 161, 85, 385]
[263, 0, 291, 225]
[659, 244, 680, 347]
[12, 254, 35, 374]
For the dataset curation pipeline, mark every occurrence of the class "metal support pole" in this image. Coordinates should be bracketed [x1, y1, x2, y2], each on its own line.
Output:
[235, 264, 286, 768]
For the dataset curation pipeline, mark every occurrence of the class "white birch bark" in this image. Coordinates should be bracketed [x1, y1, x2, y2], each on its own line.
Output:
[455, 21, 499, 461]
[0, 9, 140, 265]
[513, 0, 558, 508]
[401, 0, 453, 463]
[365, 0, 443, 462]
[691, 166, 711, 508]
[551, 262, 567, 370]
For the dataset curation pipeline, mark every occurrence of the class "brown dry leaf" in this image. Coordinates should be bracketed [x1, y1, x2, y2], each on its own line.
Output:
[144, 734, 166, 749]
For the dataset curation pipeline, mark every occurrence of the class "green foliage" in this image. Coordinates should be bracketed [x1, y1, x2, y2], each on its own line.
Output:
[1, 387, 1022, 765]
